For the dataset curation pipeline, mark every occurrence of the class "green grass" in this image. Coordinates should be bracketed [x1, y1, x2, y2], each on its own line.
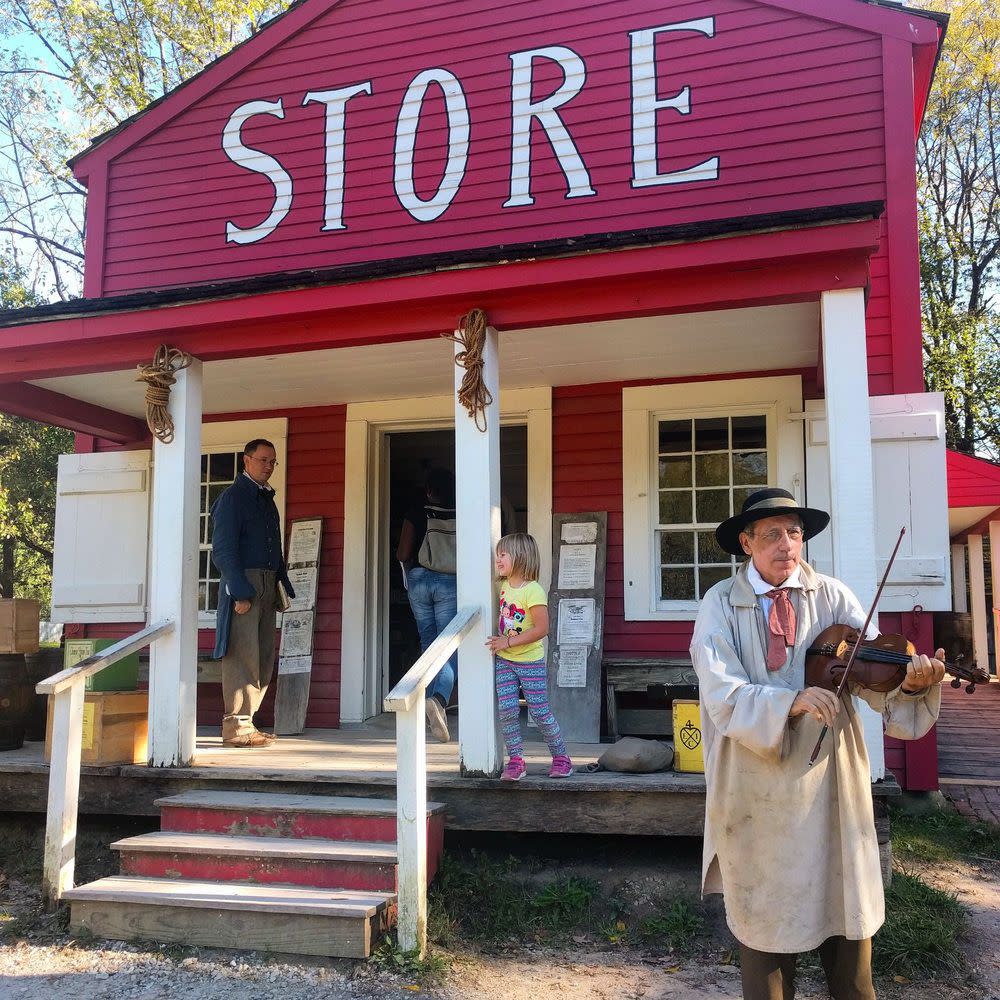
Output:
[639, 899, 706, 953]
[429, 850, 710, 956]
[890, 803, 1000, 864]
[874, 869, 967, 979]
[369, 938, 450, 983]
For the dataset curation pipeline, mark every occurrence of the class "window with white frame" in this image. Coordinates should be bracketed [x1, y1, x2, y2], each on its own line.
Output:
[623, 377, 803, 621]
[198, 418, 288, 622]
[656, 414, 768, 602]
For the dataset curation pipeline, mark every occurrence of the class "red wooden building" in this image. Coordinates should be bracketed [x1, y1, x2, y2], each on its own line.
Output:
[0, 0, 956, 788]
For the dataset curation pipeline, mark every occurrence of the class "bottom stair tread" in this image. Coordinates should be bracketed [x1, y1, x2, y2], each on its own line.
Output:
[65, 876, 394, 916]
[66, 877, 396, 959]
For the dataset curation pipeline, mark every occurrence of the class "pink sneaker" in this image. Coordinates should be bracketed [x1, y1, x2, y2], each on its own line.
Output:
[549, 755, 574, 778]
[501, 757, 526, 782]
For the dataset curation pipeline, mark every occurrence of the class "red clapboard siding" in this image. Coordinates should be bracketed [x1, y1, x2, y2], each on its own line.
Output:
[91, 0, 887, 295]
[946, 449, 1000, 509]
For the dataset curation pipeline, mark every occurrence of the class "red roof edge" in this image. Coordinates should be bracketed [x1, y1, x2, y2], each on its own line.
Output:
[947, 448, 1000, 509]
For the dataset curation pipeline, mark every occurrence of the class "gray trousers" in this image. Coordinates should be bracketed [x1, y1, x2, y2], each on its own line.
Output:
[221, 568, 277, 740]
[739, 937, 876, 1000]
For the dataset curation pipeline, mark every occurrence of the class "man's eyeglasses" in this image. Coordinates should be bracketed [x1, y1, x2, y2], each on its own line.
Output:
[753, 526, 804, 544]
[249, 456, 278, 467]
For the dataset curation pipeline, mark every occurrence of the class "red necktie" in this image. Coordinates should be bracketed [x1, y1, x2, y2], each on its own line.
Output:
[764, 588, 796, 670]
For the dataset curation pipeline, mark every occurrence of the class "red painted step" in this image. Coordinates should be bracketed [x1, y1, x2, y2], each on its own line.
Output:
[156, 791, 445, 846]
[114, 832, 400, 891]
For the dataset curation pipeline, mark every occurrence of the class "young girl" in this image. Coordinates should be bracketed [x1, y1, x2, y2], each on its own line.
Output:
[485, 533, 573, 781]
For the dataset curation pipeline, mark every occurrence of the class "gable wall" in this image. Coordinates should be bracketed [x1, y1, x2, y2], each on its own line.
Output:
[94, 0, 886, 296]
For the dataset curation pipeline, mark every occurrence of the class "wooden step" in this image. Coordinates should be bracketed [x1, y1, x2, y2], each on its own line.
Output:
[64, 876, 394, 959]
[155, 790, 446, 844]
[113, 831, 400, 891]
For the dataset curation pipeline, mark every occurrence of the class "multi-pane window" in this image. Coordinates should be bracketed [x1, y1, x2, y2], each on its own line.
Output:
[198, 451, 244, 613]
[656, 415, 768, 601]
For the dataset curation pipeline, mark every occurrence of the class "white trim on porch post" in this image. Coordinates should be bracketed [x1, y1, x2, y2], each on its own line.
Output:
[455, 326, 502, 776]
[820, 289, 884, 779]
[991, 521, 1000, 674]
[968, 533, 990, 675]
[147, 359, 203, 766]
[950, 543, 968, 613]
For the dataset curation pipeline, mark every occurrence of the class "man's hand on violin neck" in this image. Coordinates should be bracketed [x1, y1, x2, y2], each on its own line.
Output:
[789, 687, 840, 727]
[900, 649, 946, 693]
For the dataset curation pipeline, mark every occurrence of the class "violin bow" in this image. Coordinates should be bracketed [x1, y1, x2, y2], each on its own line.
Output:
[808, 525, 907, 767]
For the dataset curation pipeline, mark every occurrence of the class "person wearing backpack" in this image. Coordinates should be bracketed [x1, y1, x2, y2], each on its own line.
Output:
[396, 467, 458, 742]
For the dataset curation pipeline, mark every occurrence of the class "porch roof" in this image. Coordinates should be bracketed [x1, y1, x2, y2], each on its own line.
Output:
[947, 448, 1000, 539]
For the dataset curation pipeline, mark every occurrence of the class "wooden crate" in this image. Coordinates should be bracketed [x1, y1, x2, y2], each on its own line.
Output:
[0, 599, 39, 654]
[45, 691, 148, 765]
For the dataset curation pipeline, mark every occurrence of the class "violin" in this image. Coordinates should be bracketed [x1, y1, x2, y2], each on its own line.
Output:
[805, 623, 989, 695]
[808, 524, 988, 767]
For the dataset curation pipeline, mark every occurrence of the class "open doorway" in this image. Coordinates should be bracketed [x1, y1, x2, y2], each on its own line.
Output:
[384, 426, 528, 693]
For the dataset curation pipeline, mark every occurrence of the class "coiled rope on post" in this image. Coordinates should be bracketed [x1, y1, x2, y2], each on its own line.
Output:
[135, 345, 194, 444]
[443, 308, 493, 432]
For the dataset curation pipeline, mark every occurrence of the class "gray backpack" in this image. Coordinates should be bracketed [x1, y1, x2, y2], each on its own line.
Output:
[417, 504, 457, 574]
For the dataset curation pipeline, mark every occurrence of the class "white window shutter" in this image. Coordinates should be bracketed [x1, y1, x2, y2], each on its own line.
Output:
[51, 451, 151, 623]
[804, 393, 950, 611]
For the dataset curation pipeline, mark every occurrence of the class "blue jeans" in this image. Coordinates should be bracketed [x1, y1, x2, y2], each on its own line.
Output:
[406, 566, 458, 704]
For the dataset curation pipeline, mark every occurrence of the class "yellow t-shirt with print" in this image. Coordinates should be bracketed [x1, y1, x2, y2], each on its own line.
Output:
[497, 579, 547, 662]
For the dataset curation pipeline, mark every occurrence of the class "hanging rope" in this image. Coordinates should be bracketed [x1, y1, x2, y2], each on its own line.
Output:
[135, 345, 194, 444]
[443, 308, 494, 432]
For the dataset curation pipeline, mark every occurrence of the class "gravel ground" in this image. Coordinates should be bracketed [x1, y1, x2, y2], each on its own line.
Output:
[1, 816, 996, 1000]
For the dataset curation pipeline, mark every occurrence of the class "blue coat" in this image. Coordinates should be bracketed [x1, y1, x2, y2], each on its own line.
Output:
[210, 474, 294, 659]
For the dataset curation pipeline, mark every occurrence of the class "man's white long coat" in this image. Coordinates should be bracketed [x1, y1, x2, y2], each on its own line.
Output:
[690, 561, 940, 953]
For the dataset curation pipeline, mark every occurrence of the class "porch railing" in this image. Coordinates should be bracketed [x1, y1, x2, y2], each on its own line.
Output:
[35, 619, 174, 909]
[384, 604, 481, 956]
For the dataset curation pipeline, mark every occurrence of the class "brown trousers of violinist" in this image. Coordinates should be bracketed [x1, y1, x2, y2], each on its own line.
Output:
[740, 936, 876, 1000]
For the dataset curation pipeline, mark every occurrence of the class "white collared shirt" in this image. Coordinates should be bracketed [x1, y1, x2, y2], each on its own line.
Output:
[746, 560, 802, 621]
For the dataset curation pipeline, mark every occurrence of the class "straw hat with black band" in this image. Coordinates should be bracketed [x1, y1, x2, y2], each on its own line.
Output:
[715, 487, 830, 557]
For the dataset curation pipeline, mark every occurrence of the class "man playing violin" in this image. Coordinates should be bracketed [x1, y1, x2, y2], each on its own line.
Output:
[690, 488, 944, 1000]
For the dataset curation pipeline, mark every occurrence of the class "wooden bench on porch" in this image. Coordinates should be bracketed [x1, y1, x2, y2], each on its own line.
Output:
[603, 656, 698, 742]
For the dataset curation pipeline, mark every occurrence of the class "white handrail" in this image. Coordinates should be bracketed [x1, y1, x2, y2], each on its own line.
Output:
[384, 604, 480, 956]
[37, 619, 174, 909]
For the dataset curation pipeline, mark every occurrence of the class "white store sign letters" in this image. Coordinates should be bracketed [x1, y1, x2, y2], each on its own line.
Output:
[221, 17, 720, 244]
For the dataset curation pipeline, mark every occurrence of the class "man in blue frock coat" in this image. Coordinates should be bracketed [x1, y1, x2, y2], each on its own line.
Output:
[211, 439, 294, 748]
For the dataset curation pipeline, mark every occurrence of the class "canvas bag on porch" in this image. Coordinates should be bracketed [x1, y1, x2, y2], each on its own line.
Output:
[417, 503, 457, 574]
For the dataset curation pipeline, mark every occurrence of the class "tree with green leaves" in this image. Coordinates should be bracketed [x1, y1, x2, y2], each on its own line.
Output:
[0, 261, 72, 611]
[916, 0, 1000, 459]
[0, 0, 290, 299]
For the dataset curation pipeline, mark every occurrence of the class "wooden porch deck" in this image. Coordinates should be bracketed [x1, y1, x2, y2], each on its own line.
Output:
[937, 678, 1000, 785]
[0, 713, 711, 836]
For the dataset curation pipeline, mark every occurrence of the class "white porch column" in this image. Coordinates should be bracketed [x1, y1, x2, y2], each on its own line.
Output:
[951, 543, 968, 613]
[147, 359, 203, 766]
[968, 534, 990, 675]
[455, 326, 502, 776]
[991, 522, 1000, 674]
[820, 289, 884, 778]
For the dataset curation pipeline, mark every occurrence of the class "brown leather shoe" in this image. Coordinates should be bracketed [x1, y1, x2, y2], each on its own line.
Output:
[222, 730, 273, 748]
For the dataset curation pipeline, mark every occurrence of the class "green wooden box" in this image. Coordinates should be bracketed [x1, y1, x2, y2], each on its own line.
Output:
[64, 638, 139, 692]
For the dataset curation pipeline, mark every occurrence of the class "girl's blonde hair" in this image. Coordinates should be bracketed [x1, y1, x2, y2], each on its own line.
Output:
[496, 532, 540, 582]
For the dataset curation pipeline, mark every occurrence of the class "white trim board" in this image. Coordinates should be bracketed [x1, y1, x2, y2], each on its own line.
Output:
[340, 388, 552, 724]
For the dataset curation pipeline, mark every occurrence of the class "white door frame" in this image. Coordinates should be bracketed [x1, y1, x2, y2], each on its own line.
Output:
[340, 388, 553, 725]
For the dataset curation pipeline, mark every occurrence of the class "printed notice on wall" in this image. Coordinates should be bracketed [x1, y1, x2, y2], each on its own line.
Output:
[279, 610, 314, 656]
[287, 518, 322, 566]
[279, 655, 312, 675]
[81, 702, 96, 751]
[561, 521, 598, 544]
[285, 566, 318, 612]
[556, 645, 588, 688]
[557, 544, 597, 590]
[557, 598, 596, 645]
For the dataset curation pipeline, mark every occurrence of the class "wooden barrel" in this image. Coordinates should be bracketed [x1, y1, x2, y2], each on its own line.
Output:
[0, 653, 31, 751]
[24, 648, 63, 742]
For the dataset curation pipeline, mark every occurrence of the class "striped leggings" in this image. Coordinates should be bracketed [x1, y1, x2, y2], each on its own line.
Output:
[494, 654, 567, 759]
